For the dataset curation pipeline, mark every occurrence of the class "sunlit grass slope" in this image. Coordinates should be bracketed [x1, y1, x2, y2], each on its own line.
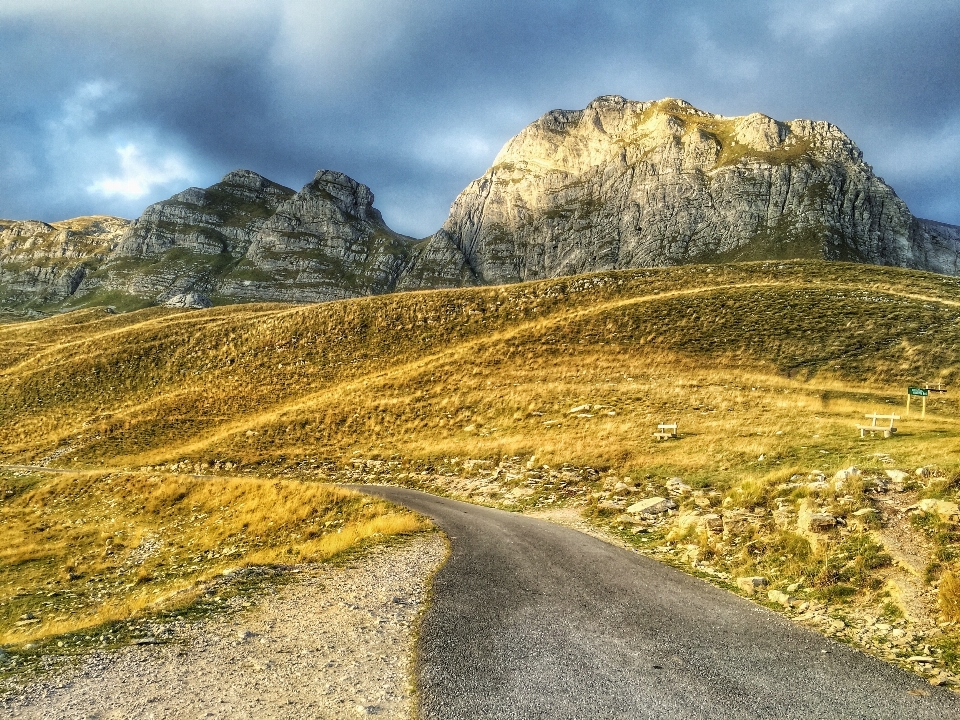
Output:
[1, 260, 958, 479]
[0, 470, 425, 646]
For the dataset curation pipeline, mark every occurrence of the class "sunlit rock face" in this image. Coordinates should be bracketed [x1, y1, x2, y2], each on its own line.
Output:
[400, 96, 960, 287]
[0, 216, 130, 309]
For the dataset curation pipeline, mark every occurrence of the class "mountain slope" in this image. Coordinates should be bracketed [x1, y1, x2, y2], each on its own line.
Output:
[402, 96, 960, 286]
[3, 259, 960, 673]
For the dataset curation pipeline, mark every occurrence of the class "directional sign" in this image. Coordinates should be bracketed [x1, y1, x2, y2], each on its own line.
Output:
[908, 387, 929, 397]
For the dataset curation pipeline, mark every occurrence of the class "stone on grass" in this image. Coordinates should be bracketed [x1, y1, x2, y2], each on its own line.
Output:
[736, 576, 769, 595]
[626, 497, 676, 515]
[808, 513, 837, 532]
[917, 498, 960, 521]
[885, 469, 910, 483]
[702, 514, 724, 534]
[768, 589, 795, 607]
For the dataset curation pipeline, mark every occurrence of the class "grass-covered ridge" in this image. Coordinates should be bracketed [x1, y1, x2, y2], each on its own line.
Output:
[1, 260, 958, 472]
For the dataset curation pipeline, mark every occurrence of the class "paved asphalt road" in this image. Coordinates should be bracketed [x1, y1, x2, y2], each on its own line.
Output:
[355, 486, 960, 720]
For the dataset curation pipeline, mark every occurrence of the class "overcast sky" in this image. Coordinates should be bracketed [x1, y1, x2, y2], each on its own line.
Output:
[1, 0, 958, 237]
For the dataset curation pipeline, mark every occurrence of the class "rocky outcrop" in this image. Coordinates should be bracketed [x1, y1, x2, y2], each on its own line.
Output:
[401, 96, 960, 286]
[0, 216, 130, 309]
[70, 169, 416, 307]
[223, 171, 413, 302]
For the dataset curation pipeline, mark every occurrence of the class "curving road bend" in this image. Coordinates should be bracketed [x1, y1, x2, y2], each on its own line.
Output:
[354, 486, 960, 720]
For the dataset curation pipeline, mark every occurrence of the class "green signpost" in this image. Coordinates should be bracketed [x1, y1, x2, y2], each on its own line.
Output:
[907, 386, 932, 417]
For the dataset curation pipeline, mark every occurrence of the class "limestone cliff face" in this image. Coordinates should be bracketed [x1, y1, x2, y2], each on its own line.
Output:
[228, 171, 412, 302]
[0, 216, 129, 309]
[71, 169, 415, 307]
[401, 96, 960, 286]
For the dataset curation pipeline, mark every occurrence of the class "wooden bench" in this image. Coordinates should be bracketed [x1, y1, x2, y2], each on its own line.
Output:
[856, 413, 899, 438]
[653, 423, 678, 440]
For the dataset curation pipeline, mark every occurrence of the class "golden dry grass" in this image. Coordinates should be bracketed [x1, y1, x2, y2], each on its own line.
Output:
[0, 470, 425, 645]
[1, 261, 958, 481]
[941, 569, 960, 622]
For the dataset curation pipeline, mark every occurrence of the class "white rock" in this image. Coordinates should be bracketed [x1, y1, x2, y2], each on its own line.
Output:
[626, 497, 676, 515]
[918, 498, 960, 520]
[885, 469, 910, 483]
[834, 466, 861, 481]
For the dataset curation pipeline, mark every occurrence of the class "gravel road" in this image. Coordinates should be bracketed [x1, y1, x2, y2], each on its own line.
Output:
[1, 533, 445, 720]
[357, 486, 960, 720]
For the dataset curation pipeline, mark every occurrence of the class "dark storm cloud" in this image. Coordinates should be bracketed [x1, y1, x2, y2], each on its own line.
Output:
[1, 0, 957, 235]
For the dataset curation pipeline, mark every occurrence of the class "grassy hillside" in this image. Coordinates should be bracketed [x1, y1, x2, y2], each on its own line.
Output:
[1, 259, 958, 474]
[3, 258, 960, 682]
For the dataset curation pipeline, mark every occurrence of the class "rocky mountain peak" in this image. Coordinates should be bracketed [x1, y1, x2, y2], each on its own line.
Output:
[302, 170, 380, 223]
[402, 96, 960, 287]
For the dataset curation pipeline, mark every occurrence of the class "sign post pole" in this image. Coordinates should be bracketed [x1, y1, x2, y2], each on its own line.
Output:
[908, 387, 930, 419]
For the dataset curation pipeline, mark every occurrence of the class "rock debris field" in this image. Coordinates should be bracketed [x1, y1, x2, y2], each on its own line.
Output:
[0, 533, 445, 720]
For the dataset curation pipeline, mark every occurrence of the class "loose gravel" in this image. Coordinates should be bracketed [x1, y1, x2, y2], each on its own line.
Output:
[1, 533, 446, 720]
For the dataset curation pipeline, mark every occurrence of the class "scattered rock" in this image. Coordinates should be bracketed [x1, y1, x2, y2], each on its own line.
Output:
[736, 577, 769, 595]
[569, 404, 591, 414]
[666, 477, 692, 495]
[768, 589, 795, 607]
[917, 498, 960, 521]
[833, 466, 860, 491]
[702, 514, 724, 534]
[161, 292, 213, 310]
[626, 497, 676, 515]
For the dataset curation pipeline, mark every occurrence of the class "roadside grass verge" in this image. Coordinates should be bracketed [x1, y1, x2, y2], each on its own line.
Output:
[0, 470, 426, 651]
